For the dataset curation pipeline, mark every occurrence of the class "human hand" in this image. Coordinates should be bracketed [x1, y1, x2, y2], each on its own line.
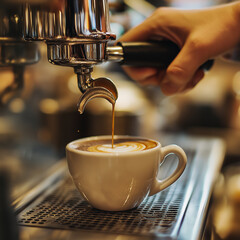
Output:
[118, 2, 240, 95]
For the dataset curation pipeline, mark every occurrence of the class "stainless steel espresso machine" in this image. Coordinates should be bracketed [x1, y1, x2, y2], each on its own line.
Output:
[0, 0, 119, 111]
[0, 1, 226, 240]
[0, 0, 214, 111]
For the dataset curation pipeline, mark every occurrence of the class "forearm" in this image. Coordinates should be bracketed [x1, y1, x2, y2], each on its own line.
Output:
[231, 1, 240, 43]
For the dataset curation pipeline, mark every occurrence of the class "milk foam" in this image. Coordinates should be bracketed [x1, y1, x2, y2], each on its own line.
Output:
[87, 142, 146, 153]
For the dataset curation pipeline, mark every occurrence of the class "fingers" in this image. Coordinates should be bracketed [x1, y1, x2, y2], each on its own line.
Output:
[123, 66, 166, 86]
[117, 16, 155, 42]
[185, 69, 205, 89]
[121, 41, 206, 95]
[121, 39, 207, 94]
[138, 70, 166, 86]
[118, 8, 208, 95]
[123, 66, 158, 82]
[160, 37, 207, 95]
[161, 69, 204, 95]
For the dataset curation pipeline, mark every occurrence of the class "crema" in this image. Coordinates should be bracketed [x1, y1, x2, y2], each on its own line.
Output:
[75, 138, 157, 153]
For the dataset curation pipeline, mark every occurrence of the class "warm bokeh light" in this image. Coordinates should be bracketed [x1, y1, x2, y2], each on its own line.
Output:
[39, 98, 60, 114]
[9, 98, 25, 113]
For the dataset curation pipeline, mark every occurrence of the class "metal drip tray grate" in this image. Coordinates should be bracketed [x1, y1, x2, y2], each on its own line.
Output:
[18, 151, 195, 238]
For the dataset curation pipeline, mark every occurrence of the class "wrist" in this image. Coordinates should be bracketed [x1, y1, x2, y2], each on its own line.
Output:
[231, 1, 240, 41]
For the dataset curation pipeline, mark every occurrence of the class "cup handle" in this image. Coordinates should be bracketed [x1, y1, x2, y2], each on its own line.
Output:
[149, 145, 187, 196]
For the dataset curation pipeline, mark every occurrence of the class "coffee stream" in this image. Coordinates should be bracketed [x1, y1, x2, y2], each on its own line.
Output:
[111, 103, 115, 148]
[78, 97, 157, 153]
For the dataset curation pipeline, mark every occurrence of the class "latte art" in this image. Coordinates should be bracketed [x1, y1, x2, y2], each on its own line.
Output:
[73, 138, 157, 153]
[87, 141, 147, 153]
[74, 138, 158, 153]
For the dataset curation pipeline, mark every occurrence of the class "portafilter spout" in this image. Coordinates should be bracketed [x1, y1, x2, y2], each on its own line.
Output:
[75, 67, 118, 114]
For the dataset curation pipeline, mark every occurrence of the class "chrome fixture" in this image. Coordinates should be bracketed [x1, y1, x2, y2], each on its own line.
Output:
[24, 0, 118, 112]
[0, 0, 40, 103]
[0, 0, 213, 110]
[0, 0, 118, 110]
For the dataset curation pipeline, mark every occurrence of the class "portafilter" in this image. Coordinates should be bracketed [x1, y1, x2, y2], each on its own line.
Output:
[0, 0, 213, 111]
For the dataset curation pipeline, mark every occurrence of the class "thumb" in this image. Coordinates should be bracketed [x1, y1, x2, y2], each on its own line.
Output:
[160, 40, 206, 95]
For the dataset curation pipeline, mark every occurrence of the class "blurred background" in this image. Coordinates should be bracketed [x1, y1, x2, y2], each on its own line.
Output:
[0, 0, 240, 239]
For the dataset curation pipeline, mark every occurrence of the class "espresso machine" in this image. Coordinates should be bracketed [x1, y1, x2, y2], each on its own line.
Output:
[0, 0, 119, 110]
[0, 0, 214, 112]
[0, 1, 227, 240]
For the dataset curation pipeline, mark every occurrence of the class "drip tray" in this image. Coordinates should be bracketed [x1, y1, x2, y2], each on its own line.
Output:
[17, 151, 195, 239]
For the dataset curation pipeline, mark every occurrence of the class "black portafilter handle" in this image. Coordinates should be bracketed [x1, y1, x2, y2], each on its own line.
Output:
[117, 41, 214, 70]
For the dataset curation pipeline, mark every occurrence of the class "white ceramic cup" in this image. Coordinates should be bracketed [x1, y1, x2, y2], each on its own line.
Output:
[66, 135, 187, 211]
